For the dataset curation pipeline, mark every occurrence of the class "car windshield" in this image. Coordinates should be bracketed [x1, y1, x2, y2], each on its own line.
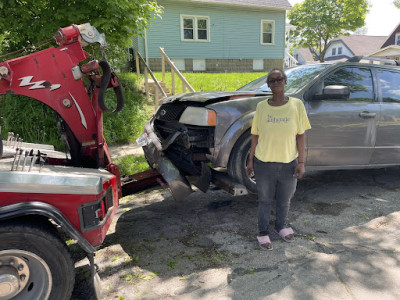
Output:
[237, 64, 330, 94]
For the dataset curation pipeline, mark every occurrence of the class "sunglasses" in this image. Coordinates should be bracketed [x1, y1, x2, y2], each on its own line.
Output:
[267, 77, 285, 84]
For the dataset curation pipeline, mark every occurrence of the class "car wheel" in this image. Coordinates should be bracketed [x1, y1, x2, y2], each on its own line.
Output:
[228, 132, 257, 194]
[0, 220, 75, 300]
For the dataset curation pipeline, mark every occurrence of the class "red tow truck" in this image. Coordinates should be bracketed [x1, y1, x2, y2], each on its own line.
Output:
[0, 24, 162, 300]
[0, 22, 248, 300]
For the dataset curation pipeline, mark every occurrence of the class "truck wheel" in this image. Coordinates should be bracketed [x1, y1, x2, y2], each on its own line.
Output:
[0, 220, 75, 300]
[228, 132, 257, 194]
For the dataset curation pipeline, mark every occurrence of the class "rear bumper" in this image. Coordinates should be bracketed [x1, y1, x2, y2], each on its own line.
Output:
[140, 121, 193, 201]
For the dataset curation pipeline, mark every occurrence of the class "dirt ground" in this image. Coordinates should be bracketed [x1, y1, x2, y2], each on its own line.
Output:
[69, 167, 400, 299]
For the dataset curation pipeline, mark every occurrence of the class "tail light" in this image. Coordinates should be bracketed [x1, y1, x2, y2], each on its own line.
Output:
[78, 187, 114, 232]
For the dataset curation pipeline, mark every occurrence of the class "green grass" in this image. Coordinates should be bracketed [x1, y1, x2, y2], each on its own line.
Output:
[114, 155, 149, 175]
[153, 72, 264, 92]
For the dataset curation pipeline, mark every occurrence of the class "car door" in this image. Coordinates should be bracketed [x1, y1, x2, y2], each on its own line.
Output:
[371, 68, 400, 165]
[305, 66, 380, 167]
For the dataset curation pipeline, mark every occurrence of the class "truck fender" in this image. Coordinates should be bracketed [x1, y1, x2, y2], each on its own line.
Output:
[0, 201, 96, 253]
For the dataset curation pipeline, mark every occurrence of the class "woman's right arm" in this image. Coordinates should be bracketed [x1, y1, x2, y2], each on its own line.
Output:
[246, 134, 259, 176]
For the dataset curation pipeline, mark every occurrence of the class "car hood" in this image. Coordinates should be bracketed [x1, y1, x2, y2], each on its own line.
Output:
[159, 91, 269, 105]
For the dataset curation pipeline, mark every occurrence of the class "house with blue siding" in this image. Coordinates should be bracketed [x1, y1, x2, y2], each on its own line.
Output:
[133, 0, 292, 72]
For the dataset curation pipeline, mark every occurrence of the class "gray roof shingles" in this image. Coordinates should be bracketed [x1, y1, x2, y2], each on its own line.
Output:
[331, 35, 387, 56]
[189, 0, 292, 9]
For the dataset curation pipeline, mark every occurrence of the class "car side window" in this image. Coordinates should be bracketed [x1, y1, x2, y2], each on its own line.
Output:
[376, 69, 400, 103]
[324, 67, 374, 102]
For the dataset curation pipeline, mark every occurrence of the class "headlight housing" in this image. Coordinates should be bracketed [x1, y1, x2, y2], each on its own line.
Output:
[179, 107, 216, 126]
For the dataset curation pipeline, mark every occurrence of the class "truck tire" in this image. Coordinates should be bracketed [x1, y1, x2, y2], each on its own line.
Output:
[228, 132, 257, 194]
[0, 220, 75, 300]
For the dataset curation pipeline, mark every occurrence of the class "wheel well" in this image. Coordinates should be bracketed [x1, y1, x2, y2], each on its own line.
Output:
[227, 129, 251, 172]
[0, 215, 59, 236]
[0, 201, 95, 253]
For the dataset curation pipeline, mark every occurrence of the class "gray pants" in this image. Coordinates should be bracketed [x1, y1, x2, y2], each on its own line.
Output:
[254, 157, 297, 235]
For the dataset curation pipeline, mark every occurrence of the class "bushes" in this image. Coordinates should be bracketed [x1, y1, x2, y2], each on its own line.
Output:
[0, 73, 150, 149]
[102, 73, 151, 145]
[0, 95, 64, 149]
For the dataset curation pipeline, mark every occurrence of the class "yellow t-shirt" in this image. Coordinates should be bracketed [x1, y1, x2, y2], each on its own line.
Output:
[251, 97, 311, 163]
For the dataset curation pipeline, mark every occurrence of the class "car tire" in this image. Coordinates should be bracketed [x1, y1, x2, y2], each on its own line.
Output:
[0, 138, 3, 159]
[228, 131, 257, 194]
[0, 219, 75, 300]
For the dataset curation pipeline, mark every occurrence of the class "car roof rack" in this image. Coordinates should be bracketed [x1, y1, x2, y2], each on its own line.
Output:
[347, 56, 400, 66]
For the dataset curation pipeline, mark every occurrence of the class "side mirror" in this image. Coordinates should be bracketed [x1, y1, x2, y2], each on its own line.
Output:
[313, 85, 350, 100]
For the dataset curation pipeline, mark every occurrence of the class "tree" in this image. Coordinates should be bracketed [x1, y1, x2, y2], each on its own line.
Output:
[0, 1, 161, 53]
[395, 0, 400, 9]
[288, 0, 369, 62]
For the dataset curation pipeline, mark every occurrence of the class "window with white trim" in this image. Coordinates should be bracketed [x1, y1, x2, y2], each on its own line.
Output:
[181, 15, 210, 42]
[338, 47, 342, 55]
[261, 20, 274, 45]
[396, 33, 400, 46]
[332, 48, 336, 56]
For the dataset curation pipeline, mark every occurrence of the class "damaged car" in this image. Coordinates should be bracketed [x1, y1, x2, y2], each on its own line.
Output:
[139, 57, 400, 200]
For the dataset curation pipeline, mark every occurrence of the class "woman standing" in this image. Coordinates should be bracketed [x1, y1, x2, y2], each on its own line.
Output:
[246, 68, 311, 250]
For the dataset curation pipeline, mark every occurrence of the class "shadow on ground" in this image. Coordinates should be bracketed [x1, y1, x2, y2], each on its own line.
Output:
[71, 167, 400, 299]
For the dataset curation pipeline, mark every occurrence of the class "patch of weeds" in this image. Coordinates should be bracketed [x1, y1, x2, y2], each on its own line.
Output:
[137, 272, 157, 280]
[392, 249, 398, 253]
[359, 215, 370, 220]
[122, 274, 133, 281]
[105, 284, 112, 291]
[304, 235, 316, 241]
[111, 256, 120, 262]
[126, 255, 139, 265]
[65, 239, 75, 245]
[179, 276, 188, 280]
[303, 219, 309, 224]
[167, 261, 176, 270]
[345, 260, 352, 264]
[247, 268, 255, 275]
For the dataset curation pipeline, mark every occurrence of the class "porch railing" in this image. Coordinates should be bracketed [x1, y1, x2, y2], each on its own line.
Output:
[284, 50, 298, 68]
[159, 47, 195, 95]
[135, 51, 166, 108]
[135, 48, 195, 106]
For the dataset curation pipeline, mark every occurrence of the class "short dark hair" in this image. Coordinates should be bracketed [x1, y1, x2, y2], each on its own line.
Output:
[267, 68, 287, 81]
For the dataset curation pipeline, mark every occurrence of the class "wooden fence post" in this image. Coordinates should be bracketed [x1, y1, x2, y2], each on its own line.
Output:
[171, 69, 175, 95]
[144, 68, 149, 98]
[135, 52, 140, 77]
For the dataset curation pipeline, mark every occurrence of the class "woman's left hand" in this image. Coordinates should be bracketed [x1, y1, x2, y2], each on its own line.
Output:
[293, 163, 305, 179]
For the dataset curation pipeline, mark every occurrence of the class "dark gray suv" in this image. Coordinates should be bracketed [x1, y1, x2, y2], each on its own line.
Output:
[139, 57, 400, 200]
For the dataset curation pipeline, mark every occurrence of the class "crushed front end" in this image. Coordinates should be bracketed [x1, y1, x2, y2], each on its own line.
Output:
[139, 99, 217, 200]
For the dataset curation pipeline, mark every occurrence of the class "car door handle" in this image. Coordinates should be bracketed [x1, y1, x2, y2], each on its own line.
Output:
[359, 112, 376, 118]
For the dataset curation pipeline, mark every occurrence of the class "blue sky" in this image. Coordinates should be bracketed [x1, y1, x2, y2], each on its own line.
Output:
[288, 0, 400, 36]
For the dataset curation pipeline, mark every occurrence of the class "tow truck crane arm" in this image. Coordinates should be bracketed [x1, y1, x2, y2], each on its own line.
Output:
[0, 23, 123, 171]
